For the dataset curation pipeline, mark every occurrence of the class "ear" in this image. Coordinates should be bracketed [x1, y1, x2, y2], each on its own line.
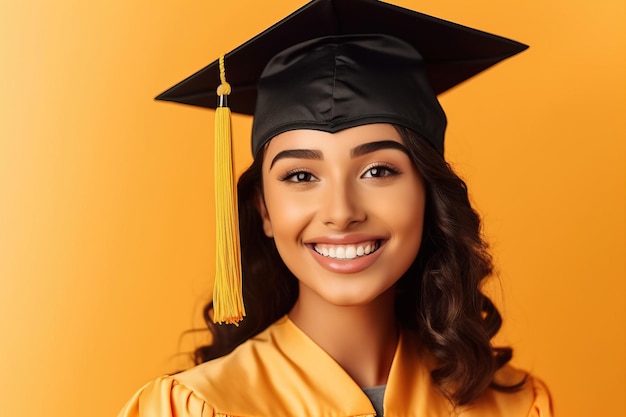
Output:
[255, 191, 274, 238]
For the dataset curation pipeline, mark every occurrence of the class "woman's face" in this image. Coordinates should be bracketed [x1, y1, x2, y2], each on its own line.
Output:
[259, 124, 426, 307]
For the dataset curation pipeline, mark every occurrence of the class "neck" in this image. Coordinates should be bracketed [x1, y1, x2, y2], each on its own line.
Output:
[288, 286, 399, 387]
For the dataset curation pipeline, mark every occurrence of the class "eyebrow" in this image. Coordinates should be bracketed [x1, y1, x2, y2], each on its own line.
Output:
[269, 140, 410, 169]
[270, 149, 323, 168]
[350, 140, 410, 158]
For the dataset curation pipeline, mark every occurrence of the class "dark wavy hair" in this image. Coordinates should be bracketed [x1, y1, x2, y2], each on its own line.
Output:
[194, 125, 523, 406]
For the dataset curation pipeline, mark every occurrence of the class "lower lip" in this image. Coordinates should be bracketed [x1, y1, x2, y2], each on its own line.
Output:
[308, 242, 386, 274]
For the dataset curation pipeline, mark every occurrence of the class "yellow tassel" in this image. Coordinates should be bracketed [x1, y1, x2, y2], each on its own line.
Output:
[212, 55, 245, 325]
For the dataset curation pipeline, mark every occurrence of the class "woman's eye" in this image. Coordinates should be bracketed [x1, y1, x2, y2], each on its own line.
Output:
[362, 165, 397, 178]
[282, 171, 317, 183]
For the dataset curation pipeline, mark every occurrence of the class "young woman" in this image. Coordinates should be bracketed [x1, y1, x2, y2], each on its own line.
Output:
[119, 0, 552, 415]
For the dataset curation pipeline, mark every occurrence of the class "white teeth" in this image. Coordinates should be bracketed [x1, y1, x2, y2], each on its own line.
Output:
[313, 241, 379, 260]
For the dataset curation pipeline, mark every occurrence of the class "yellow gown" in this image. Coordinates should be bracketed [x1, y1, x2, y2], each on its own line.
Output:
[118, 316, 552, 417]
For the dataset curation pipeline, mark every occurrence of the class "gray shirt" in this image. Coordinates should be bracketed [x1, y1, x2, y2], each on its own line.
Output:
[362, 385, 386, 417]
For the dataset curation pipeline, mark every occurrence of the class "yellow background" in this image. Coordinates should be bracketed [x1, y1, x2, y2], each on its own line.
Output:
[0, 0, 624, 416]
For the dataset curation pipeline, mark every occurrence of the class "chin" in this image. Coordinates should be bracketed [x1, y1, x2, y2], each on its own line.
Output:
[312, 283, 396, 308]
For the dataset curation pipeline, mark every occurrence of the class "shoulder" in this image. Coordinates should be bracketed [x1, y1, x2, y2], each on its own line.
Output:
[460, 366, 553, 417]
[117, 375, 214, 417]
[174, 319, 286, 391]
[117, 344, 268, 417]
[118, 320, 292, 417]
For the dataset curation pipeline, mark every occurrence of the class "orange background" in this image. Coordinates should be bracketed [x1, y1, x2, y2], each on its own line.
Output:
[0, 1, 624, 416]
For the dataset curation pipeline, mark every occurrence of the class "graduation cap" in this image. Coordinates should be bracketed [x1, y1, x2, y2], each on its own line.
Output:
[157, 0, 528, 324]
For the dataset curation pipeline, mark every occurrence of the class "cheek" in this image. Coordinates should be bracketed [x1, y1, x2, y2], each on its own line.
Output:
[390, 206, 425, 251]
[404, 194, 426, 239]
[376, 183, 426, 255]
[374, 181, 425, 225]
[263, 187, 316, 239]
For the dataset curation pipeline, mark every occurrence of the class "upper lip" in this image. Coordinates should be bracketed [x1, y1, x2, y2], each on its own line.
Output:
[303, 233, 387, 245]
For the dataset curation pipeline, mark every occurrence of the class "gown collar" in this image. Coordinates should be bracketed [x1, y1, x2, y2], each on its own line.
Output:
[273, 316, 453, 417]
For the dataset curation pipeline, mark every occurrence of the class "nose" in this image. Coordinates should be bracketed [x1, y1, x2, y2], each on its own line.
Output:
[320, 180, 366, 230]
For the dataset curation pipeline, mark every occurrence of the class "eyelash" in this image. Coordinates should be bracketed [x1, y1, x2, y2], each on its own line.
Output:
[279, 163, 399, 183]
[361, 163, 399, 178]
[279, 169, 318, 183]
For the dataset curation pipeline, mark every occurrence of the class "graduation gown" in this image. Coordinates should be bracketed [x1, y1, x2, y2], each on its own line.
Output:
[118, 316, 552, 417]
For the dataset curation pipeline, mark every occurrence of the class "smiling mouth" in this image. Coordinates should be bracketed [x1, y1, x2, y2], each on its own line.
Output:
[312, 240, 381, 260]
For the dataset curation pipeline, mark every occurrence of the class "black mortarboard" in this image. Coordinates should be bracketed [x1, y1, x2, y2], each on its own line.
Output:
[158, 0, 528, 325]
[156, 0, 527, 155]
